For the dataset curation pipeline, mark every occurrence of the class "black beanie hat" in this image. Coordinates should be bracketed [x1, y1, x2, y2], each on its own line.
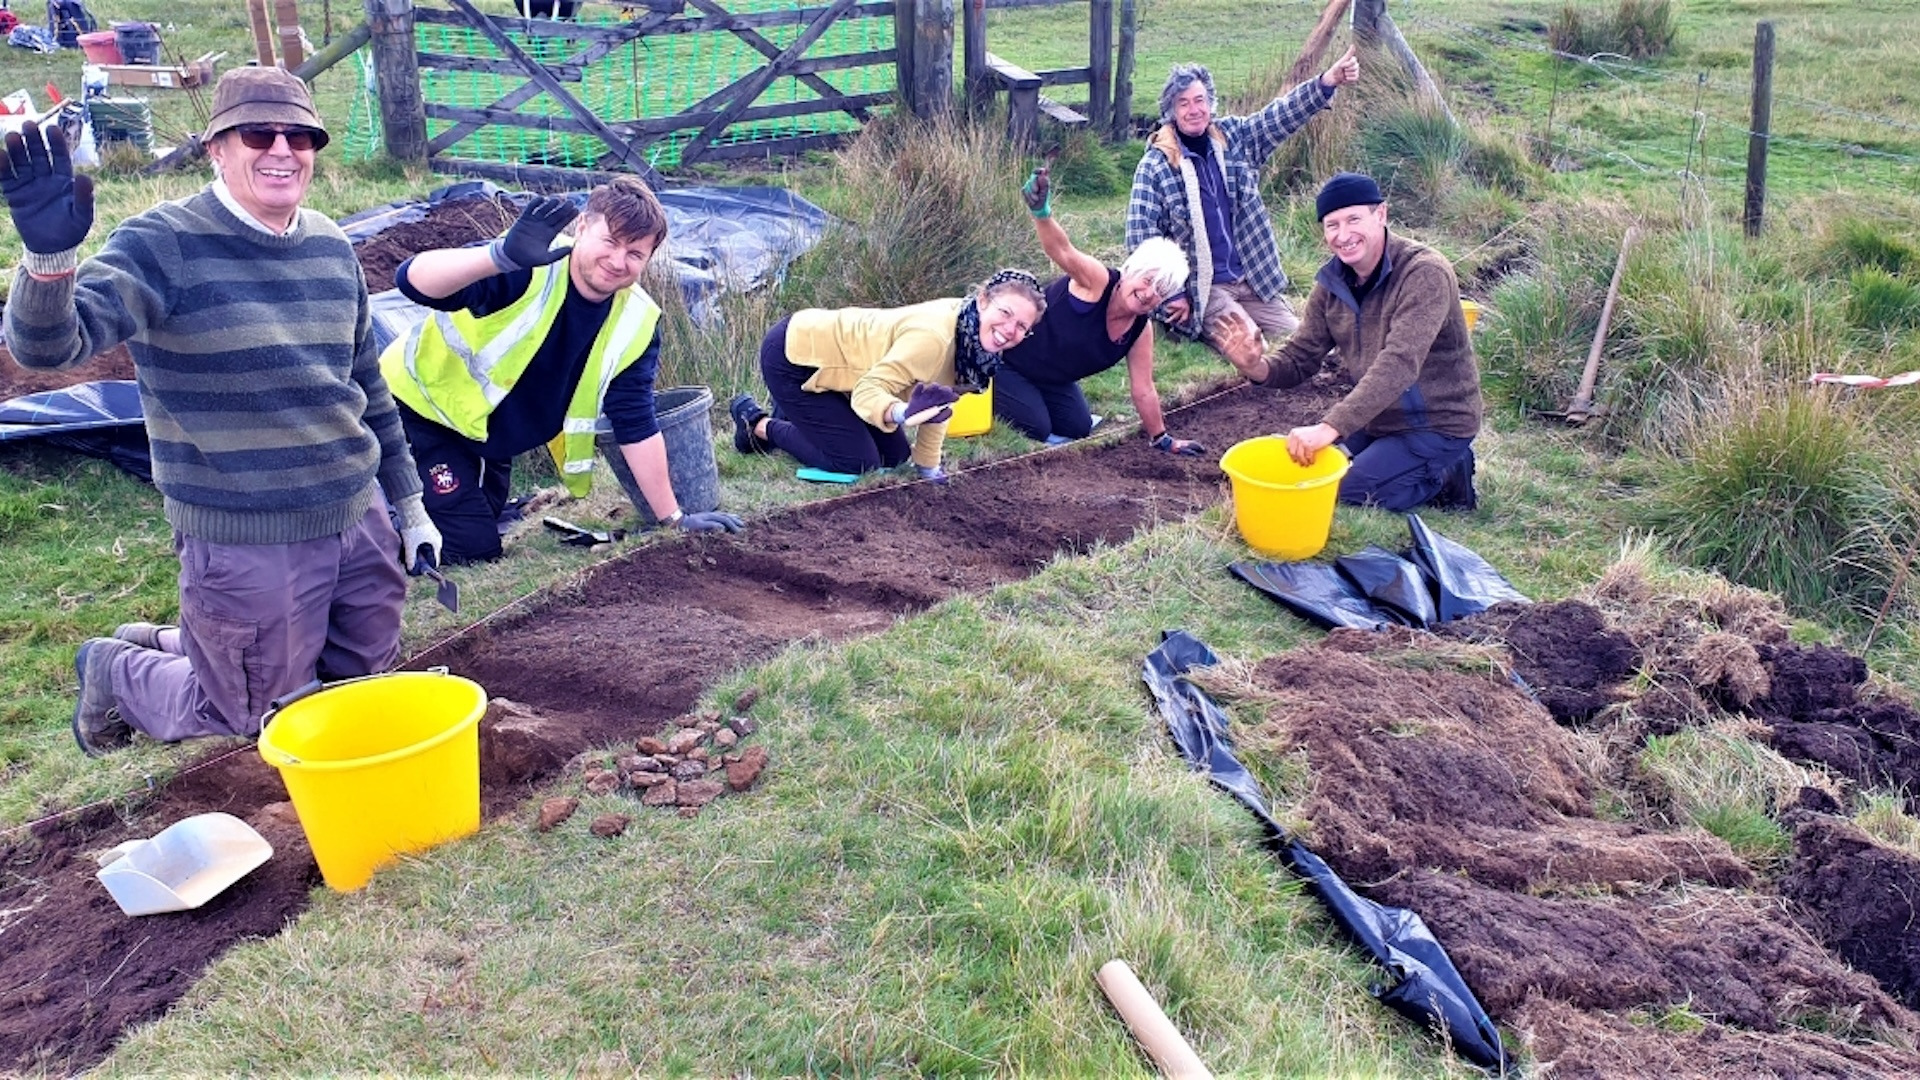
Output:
[1315, 172, 1385, 220]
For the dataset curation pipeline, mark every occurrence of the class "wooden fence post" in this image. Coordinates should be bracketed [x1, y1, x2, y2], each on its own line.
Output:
[1744, 20, 1774, 238]
[909, 0, 954, 119]
[364, 0, 428, 165]
[1110, 0, 1135, 141]
[1087, 0, 1111, 134]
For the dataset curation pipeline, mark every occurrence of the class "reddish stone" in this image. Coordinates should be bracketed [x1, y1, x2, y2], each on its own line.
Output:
[671, 759, 708, 781]
[714, 728, 739, 749]
[666, 729, 705, 755]
[536, 797, 578, 832]
[641, 780, 679, 807]
[725, 744, 769, 791]
[728, 716, 759, 737]
[589, 813, 631, 838]
[733, 687, 760, 713]
[677, 779, 724, 807]
[629, 771, 670, 788]
[636, 735, 669, 755]
[584, 770, 621, 795]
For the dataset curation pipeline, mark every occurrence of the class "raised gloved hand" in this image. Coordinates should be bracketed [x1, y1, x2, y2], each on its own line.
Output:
[677, 510, 744, 534]
[0, 122, 95, 260]
[915, 464, 950, 486]
[395, 493, 444, 573]
[489, 195, 579, 273]
[1022, 165, 1052, 218]
[900, 382, 960, 426]
[1150, 431, 1206, 457]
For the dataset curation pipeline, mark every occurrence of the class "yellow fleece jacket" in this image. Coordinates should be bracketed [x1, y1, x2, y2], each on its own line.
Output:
[785, 298, 963, 468]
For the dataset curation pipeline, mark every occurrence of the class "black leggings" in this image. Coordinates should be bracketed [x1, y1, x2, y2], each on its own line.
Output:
[991, 365, 1095, 441]
[759, 317, 911, 474]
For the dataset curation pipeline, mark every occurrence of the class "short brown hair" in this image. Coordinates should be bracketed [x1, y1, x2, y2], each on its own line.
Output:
[584, 176, 668, 248]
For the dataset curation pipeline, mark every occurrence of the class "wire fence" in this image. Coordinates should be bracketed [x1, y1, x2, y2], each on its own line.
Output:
[1395, 7, 1920, 205]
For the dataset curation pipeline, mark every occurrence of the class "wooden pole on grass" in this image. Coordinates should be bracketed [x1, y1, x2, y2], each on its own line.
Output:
[1088, 0, 1112, 134]
[364, 0, 428, 166]
[274, 0, 307, 68]
[1110, 0, 1136, 141]
[1096, 960, 1214, 1079]
[1287, 0, 1353, 91]
[1743, 21, 1775, 237]
[1565, 226, 1639, 424]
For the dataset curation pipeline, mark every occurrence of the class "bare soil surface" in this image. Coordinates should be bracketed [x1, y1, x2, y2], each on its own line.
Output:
[1225, 591, 1920, 1076]
[0, 372, 1339, 1075]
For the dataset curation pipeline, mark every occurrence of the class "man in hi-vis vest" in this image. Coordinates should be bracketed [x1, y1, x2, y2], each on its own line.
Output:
[382, 177, 743, 563]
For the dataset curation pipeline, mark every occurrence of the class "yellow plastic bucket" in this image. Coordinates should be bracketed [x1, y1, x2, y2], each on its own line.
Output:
[1219, 436, 1351, 560]
[948, 382, 993, 437]
[258, 671, 486, 891]
[1460, 299, 1483, 332]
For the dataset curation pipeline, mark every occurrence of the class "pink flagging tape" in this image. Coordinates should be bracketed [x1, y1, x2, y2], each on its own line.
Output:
[1810, 371, 1920, 388]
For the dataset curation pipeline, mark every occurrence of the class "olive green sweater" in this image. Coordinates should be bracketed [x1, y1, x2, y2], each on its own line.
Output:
[1262, 232, 1483, 441]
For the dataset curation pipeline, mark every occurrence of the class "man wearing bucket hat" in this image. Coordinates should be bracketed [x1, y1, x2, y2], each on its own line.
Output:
[1, 67, 441, 755]
[380, 176, 743, 564]
[1216, 171, 1483, 512]
[1125, 47, 1361, 355]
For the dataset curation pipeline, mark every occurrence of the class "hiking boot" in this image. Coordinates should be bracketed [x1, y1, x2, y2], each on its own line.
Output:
[113, 621, 177, 651]
[72, 638, 136, 757]
[1432, 450, 1479, 512]
[729, 393, 772, 454]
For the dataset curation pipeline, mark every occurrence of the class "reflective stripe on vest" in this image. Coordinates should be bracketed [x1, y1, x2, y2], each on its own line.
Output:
[380, 259, 662, 498]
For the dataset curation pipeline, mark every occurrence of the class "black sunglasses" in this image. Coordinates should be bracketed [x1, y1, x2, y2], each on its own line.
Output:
[233, 125, 328, 152]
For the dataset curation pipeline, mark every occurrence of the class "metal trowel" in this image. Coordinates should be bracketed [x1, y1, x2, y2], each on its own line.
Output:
[412, 546, 460, 613]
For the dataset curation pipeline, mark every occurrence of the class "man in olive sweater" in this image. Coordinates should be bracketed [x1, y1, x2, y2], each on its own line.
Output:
[1219, 172, 1482, 512]
[1, 69, 438, 754]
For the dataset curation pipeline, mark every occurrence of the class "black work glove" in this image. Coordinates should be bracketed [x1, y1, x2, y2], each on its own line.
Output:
[1150, 431, 1205, 457]
[678, 510, 744, 534]
[490, 195, 579, 273]
[0, 122, 94, 256]
[901, 382, 960, 426]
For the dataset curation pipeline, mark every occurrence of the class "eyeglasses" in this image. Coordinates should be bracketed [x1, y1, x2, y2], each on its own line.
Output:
[987, 305, 1033, 341]
[234, 125, 328, 152]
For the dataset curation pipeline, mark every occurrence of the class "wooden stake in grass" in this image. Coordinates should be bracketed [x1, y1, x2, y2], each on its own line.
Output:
[1566, 226, 1638, 424]
[1096, 959, 1214, 1079]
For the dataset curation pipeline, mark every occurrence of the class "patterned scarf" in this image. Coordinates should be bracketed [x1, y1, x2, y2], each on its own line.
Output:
[953, 269, 1041, 391]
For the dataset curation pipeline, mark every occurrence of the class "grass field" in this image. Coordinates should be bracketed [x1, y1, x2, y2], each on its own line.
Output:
[4, 0, 1920, 1074]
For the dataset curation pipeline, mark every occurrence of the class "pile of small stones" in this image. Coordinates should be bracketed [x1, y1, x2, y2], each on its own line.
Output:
[535, 689, 771, 837]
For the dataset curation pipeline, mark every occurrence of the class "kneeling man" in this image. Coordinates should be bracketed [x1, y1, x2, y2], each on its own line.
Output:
[1220, 172, 1481, 512]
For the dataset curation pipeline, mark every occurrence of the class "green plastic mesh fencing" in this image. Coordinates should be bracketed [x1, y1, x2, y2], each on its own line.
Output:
[346, 3, 895, 169]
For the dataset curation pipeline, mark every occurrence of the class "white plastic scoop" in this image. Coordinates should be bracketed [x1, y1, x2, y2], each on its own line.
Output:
[95, 812, 274, 916]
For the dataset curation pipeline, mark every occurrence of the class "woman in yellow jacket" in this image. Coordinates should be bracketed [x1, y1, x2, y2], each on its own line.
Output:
[729, 270, 1047, 482]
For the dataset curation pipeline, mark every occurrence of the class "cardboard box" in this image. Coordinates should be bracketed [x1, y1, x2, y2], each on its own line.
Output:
[100, 56, 218, 90]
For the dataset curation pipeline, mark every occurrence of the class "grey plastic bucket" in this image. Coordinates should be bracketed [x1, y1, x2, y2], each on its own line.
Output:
[597, 386, 720, 525]
[112, 22, 162, 65]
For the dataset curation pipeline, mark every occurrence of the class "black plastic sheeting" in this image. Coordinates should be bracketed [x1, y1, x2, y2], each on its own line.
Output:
[1233, 514, 1528, 631]
[345, 180, 829, 349]
[1143, 630, 1513, 1072]
[0, 380, 150, 480]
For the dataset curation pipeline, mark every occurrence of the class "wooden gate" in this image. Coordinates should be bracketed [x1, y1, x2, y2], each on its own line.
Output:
[371, 0, 904, 187]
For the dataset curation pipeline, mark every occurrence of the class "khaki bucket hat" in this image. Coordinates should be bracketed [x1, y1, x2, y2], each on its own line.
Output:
[202, 66, 330, 148]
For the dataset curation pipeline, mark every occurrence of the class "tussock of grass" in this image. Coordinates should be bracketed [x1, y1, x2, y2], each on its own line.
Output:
[1821, 219, 1918, 278]
[1634, 724, 1823, 868]
[1549, 0, 1677, 60]
[1846, 267, 1920, 336]
[1359, 106, 1467, 226]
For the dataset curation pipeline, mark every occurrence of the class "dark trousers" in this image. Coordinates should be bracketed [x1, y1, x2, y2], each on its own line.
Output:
[1338, 429, 1474, 513]
[759, 317, 911, 474]
[402, 408, 514, 564]
[991, 366, 1095, 441]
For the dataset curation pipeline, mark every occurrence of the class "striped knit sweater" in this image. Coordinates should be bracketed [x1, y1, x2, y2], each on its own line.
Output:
[4, 189, 422, 544]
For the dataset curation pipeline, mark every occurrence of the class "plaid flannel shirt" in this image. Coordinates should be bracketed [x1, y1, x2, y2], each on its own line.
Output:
[1125, 79, 1335, 338]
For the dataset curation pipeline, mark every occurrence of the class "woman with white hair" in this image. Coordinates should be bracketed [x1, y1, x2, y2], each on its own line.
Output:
[996, 165, 1204, 454]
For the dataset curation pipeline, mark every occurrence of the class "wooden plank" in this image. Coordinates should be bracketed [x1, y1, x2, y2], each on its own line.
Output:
[274, 0, 306, 68]
[1037, 95, 1086, 125]
[985, 51, 1040, 89]
[433, 0, 668, 184]
[697, 129, 856, 159]
[684, 0, 872, 123]
[981, 0, 1074, 9]
[430, 157, 624, 191]
[413, 3, 894, 39]
[1007, 82, 1038, 148]
[1030, 65, 1089, 87]
[678, 0, 861, 165]
[428, 90, 893, 140]
[417, 51, 586, 80]
[248, 0, 278, 66]
[1087, 0, 1109, 132]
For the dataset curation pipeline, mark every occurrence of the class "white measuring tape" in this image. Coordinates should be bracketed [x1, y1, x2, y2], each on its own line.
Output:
[1809, 371, 1920, 388]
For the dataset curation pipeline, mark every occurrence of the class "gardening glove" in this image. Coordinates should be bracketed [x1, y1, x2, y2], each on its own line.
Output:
[1150, 431, 1206, 457]
[898, 382, 960, 426]
[0, 121, 94, 272]
[395, 493, 444, 574]
[677, 510, 744, 534]
[1021, 164, 1053, 218]
[489, 195, 579, 273]
[915, 464, 950, 486]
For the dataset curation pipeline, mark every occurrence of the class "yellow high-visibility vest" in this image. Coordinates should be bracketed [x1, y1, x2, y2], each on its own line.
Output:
[382, 259, 662, 497]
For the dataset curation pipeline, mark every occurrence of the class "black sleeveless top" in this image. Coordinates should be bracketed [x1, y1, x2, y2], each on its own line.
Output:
[1000, 269, 1149, 385]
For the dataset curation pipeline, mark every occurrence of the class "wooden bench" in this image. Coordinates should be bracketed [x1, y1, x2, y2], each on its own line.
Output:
[985, 51, 1087, 148]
